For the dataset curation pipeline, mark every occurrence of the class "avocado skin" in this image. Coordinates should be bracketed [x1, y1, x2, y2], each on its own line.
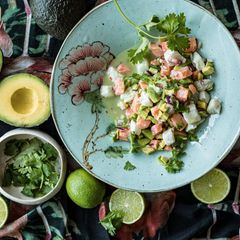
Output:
[30, 0, 87, 40]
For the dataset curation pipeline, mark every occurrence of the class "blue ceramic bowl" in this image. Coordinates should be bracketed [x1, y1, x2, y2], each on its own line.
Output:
[51, 0, 240, 192]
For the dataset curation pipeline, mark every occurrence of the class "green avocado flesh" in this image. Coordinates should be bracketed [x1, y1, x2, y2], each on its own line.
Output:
[0, 73, 50, 127]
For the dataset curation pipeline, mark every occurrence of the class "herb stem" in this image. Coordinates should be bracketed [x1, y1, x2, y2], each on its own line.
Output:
[113, 0, 159, 40]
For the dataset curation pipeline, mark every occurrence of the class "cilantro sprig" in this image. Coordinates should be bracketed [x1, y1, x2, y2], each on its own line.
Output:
[100, 210, 123, 236]
[3, 138, 59, 198]
[113, 0, 191, 63]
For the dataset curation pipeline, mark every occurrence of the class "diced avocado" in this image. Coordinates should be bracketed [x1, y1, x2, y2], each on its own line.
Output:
[148, 67, 159, 75]
[138, 106, 150, 119]
[0, 73, 50, 127]
[142, 145, 155, 154]
[158, 140, 166, 149]
[132, 84, 139, 90]
[199, 110, 208, 118]
[147, 116, 158, 124]
[142, 129, 154, 140]
[137, 138, 151, 147]
[197, 101, 207, 110]
[147, 87, 160, 103]
[202, 65, 214, 76]
[158, 155, 169, 165]
[161, 112, 169, 121]
[0, 49, 3, 73]
[129, 134, 141, 153]
[130, 113, 138, 121]
[179, 78, 193, 85]
[164, 89, 175, 96]
[159, 103, 168, 112]
[202, 60, 214, 76]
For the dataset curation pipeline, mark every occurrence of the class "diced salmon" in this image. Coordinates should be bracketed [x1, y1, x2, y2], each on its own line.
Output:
[139, 80, 148, 90]
[164, 145, 173, 151]
[160, 41, 168, 52]
[160, 60, 172, 77]
[151, 105, 160, 119]
[118, 128, 130, 141]
[189, 84, 198, 95]
[131, 95, 141, 113]
[114, 79, 125, 95]
[175, 87, 189, 102]
[170, 66, 192, 80]
[151, 123, 163, 135]
[150, 59, 160, 66]
[160, 65, 171, 77]
[125, 107, 134, 119]
[149, 140, 159, 149]
[117, 63, 131, 74]
[149, 43, 164, 57]
[185, 37, 198, 53]
[136, 118, 151, 129]
[170, 113, 187, 131]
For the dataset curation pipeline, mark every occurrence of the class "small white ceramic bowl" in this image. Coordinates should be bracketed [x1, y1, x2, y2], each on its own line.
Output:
[0, 129, 66, 205]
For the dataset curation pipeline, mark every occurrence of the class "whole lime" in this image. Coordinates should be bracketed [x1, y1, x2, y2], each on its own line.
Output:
[66, 169, 106, 208]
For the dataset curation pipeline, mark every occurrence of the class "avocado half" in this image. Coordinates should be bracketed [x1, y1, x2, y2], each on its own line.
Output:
[0, 49, 3, 72]
[30, 0, 87, 40]
[0, 73, 50, 127]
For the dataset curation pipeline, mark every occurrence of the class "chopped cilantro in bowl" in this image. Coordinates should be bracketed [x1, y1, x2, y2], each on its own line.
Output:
[0, 129, 66, 205]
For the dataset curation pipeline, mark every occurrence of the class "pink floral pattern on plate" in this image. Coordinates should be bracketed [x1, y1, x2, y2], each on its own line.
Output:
[58, 41, 114, 104]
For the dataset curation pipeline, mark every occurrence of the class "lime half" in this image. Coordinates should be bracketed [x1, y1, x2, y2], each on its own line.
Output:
[0, 197, 8, 228]
[109, 189, 145, 224]
[191, 168, 231, 204]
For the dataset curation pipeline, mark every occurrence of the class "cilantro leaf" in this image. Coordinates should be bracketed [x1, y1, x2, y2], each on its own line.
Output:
[104, 146, 129, 158]
[2, 138, 60, 198]
[100, 210, 123, 236]
[124, 161, 136, 171]
[4, 139, 28, 156]
[128, 37, 150, 64]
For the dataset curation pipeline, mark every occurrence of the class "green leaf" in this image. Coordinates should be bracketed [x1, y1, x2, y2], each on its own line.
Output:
[4, 139, 28, 156]
[165, 158, 184, 173]
[143, 15, 160, 31]
[106, 124, 116, 134]
[124, 161, 136, 171]
[2, 166, 13, 186]
[43, 143, 58, 160]
[100, 210, 123, 236]
[128, 37, 150, 64]
[3, 138, 59, 198]
[158, 13, 179, 34]
[104, 146, 129, 158]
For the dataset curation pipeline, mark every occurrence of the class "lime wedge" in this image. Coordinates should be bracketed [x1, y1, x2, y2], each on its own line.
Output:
[191, 168, 231, 204]
[0, 197, 8, 228]
[109, 189, 145, 224]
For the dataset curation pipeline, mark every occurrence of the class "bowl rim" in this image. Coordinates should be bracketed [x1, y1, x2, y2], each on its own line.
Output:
[0, 128, 66, 205]
[50, 0, 240, 192]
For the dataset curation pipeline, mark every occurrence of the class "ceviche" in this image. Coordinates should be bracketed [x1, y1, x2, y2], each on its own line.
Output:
[101, 5, 221, 173]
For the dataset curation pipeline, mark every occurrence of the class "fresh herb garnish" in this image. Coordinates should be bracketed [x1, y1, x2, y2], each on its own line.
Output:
[104, 146, 129, 158]
[124, 161, 136, 171]
[3, 138, 59, 198]
[100, 210, 123, 236]
[113, 0, 190, 63]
